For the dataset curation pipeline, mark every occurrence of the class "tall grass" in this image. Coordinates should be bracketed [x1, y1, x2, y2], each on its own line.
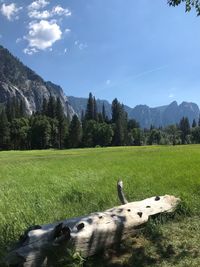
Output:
[0, 145, 200, 265]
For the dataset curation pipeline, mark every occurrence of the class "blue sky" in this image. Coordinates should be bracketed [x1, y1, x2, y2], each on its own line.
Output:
[0, 0, 200, 108]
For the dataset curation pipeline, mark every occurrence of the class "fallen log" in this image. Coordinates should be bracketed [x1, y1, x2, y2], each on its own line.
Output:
[5, 180, 180, 267]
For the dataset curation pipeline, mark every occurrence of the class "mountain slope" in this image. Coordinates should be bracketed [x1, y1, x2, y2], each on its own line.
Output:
[0, 45, 74, 117]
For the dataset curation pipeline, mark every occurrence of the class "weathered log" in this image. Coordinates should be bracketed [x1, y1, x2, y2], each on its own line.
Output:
[5, 181, 180, 267]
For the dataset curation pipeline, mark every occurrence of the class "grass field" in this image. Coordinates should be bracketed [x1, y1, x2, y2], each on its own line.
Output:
[0, 145, 200, 266]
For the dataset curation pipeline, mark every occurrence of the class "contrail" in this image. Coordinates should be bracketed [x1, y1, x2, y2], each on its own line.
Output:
[130, 65, 168, 80]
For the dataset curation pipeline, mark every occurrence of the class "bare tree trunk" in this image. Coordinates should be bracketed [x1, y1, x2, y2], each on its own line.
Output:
[5, 181, 180, 267]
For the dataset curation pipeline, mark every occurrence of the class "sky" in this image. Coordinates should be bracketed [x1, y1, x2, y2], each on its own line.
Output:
[0, 0, 200, 108]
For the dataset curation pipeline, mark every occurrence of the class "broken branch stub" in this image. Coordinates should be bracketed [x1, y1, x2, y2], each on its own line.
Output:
[5, 181, 180, 267]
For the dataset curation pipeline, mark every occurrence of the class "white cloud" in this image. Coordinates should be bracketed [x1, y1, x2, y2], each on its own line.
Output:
[74, 40, 88, 50]
[16, 37, 22, 43]
[28, 5, 71, 19]
[64, 48, 67, 54]
[28, 0, 49, 11]
[23, 47, 38, 55]
[28, 9, 50, 19]
[52, 5, 71, 17]
[64, 28, 70, 34]
[0, 3, 22, 21]
[24, 20, 62, 52]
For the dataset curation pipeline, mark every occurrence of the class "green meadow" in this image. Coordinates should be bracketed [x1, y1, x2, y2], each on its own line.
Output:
[0, 145, 200, 266]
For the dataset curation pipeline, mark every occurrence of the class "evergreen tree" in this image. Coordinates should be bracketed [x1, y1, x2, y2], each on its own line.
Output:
[68, 115, 82, 148]
[192, 119, 197, 128]
[47, 95, 56, 118]
[30, 115, 51, 149]
[82, 120, 96, 147]
[102, 103, 106, 122]
[42, 97, 48, 115]
[111, 98, 127, 146]
[56, 97, 67, 149]
[191, 126, 200, 143]
[0, 109, 10, 149]
[93, 97, 98, 121]
[10, 118, 29, 149]
[93, 122, 113, 146]
[85, 93, 94, 120]
[179, 117, 190, 144]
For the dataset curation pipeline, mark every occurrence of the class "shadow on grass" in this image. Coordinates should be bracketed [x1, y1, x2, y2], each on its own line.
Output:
[84, 212, 198, 267]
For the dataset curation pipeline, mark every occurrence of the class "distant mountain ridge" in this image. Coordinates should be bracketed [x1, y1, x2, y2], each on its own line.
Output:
[68, 97, 200, 128]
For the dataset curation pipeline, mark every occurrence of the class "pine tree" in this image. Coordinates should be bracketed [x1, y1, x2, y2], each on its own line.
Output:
[47, 95, 56, 118]
[198, 117, 200, 127]
[111, 98, 127, 146]
[42, 97, 48, 115]
[56, 97, 67, 149]
[192, 119, 197, 128]
[85, 93, 94, 121]
[179, 117, 190, 144]
[93, 97, 98, 121]
[0, 109, 10, 149]
[68, 115, 82, 148]
[102, 103, 106, 122]
[30, 115, 51, 149]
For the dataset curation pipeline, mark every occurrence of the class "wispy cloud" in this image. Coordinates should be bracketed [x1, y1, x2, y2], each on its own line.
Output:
[131, 65, 168, 80]
[28, 5, 71, 19]
[16, 37, 22, 43]
[169, 93, 175, 98]
[28, 0, 49, 11]
[75, 40, 88, 50]
[0, 3, 22, 21]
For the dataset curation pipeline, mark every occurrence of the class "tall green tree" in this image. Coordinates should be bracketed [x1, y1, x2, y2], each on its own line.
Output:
[56, 97, 67, 149]
[68, 115, 82, 148]
[42, 97, 48, 115]
[111, 98, 127, 146]
[179, 117, 190, 144]
[0, 109, 10, 149]
[102, 103, 106, 122]
[93, 97, 98, 121]
[85, 93, 94, 121]
[47, 95, 56, 118]
[30, 115, 51, 149]
[192, 119, 197, 128]
[10, 118, 30, 150]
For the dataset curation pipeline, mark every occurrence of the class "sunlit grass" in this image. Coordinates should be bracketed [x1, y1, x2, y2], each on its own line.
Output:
[0, 145, 200, 265]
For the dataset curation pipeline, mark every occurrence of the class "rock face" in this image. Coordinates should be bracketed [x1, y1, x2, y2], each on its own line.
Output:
[0, 45, 75, 117]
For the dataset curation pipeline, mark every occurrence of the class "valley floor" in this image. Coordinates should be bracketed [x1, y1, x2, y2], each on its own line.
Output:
[0, 145, 200, 266]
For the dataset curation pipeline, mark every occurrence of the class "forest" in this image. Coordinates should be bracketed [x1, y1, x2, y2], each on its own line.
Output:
[0, 92, 200, 150]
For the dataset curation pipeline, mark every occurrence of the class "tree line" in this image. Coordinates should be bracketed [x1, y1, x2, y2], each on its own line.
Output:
[0, 93, 200, 150]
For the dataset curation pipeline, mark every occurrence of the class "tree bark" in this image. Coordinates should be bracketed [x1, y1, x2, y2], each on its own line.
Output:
[5, 181, 180, 267]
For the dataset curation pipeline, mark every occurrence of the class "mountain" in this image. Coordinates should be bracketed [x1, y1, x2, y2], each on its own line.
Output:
[68, 97, 200, 128]
[0, 45, 75, 117]
[0, 45, 199, 128]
